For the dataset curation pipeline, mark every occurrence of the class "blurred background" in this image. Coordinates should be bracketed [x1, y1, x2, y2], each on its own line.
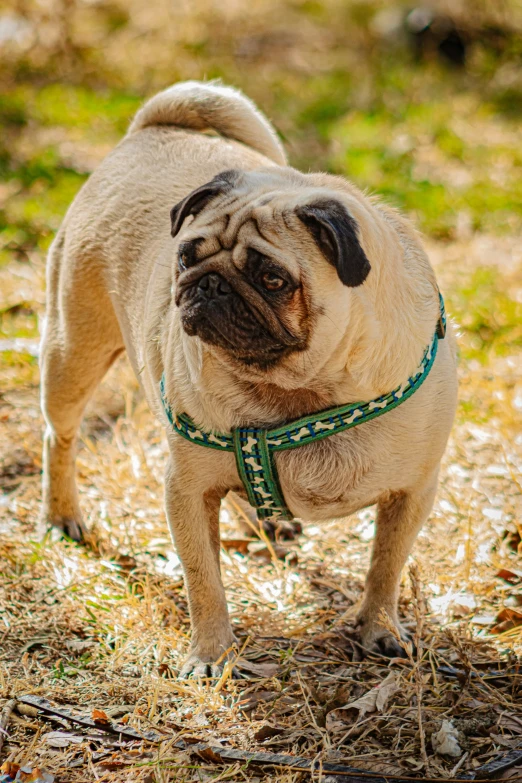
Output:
[1, 0, 522, 371]
[1, 0, 521, 254]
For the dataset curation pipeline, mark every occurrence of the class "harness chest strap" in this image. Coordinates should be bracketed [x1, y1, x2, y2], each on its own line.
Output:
[160, 295, 447, 523]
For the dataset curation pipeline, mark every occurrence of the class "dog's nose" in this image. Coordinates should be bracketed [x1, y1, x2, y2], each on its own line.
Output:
[197, 273, 232, 299]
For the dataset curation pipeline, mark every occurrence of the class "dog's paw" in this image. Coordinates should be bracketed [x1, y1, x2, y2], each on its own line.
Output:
[356, 616, 410, 659]
[262, 517, 303, 542]
[179, 644, 238, 680]
[179, 656, 226, 679]
[179, 628, 239, 680]
[229, 492, 302, 542]
[39, 513, 86, 543]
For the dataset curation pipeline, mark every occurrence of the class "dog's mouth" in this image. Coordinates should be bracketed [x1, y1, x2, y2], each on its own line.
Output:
[177, 270, 303, 367]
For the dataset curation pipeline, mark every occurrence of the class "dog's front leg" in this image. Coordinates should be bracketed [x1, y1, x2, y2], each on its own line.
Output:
[164, 457, 236, 678]
[356, 477, 438, 657]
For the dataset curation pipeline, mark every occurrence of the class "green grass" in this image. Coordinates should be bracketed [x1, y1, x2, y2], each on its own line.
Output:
[0, 305, 38, 340]
[329, 90, 522, 237]
[1, 57, 520, 260]
[25, 84, 141, 133]
[449, 266, 522, 362]
[0, 2, 521, 364]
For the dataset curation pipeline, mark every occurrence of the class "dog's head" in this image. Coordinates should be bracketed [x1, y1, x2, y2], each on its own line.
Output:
[171, 168, 378, 383]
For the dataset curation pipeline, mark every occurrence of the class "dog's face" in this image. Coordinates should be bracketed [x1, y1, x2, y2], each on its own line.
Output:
[172, 168, 372, 381]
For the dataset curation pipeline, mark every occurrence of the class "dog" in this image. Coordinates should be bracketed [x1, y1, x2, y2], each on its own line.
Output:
[40, 81, 457, 677]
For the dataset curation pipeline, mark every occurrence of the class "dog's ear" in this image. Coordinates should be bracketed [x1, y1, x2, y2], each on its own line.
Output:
[296, 199, 371, 287]
[170, 169, 241, 237]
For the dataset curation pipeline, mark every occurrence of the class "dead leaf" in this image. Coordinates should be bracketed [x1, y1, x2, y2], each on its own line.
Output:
[238, 690, 278, 712]
[236, 659, 280, 678]
[431, 720, 463, 758]
[44, 731, 84, 748]
[499, 766, 522, 780]
[490, 734, 522, 748]
[15, 766, 55, 782]
[462, 698, 488, 710]
[196, 747, 223, 763]
[221, 538, 252, 555]
[248, 542, 298, 564]
[325, 671, 399, 730]
[254, 724, 286, 741]
[92, 708, 110, 724]
[1, 763, 20, 777]
[498, 712, 522, 733]
[496, 568, 522, 584]
[404, 757, 425, 770]
[375, 672, 399, 711]
[491, 607, 522, 634]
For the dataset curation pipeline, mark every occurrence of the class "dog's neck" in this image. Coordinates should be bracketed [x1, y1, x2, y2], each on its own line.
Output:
[167, 337, 334, 430]
[342, 206, 440, 397]
[162, 212, 440, 433]
[234, 378, 334, 421]
[167, 320, 427, 433]
[163, 299, 440, 435]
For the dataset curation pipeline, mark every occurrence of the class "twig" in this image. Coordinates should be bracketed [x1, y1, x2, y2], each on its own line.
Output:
[0, 699, 17, 760]
[450, 752, 469, 778]
[226, 494, 283, 572]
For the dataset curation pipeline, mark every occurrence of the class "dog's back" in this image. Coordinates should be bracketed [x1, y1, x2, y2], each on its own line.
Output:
[51, 83, 285, 332]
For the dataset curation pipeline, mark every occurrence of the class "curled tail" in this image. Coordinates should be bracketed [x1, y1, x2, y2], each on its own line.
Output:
[128, 80, 287, 166]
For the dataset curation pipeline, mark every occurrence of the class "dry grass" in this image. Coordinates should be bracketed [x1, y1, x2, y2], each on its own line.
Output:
[0, 235, 521, 781]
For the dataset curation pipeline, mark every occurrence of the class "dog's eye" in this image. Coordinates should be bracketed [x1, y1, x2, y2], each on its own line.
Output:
[261, 272, 286, 291]
[178, 240, 202, 271]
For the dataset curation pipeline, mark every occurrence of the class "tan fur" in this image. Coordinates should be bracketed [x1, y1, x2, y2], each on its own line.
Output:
[40, 81, 457, 674]
[128, 81, 287, 166]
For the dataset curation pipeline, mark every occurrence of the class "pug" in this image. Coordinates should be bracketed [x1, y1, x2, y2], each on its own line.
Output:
[40, 81, 457, 677]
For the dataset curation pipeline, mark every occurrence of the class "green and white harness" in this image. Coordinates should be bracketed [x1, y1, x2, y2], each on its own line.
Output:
[160, 295, 447, 524]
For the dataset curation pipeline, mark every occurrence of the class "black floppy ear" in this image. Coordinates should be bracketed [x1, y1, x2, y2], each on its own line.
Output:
[296, 199, 371, 287]
[170, 169, 240, 238]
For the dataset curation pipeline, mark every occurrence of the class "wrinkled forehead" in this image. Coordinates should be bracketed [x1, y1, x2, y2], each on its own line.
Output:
[186, 190, 303, 276]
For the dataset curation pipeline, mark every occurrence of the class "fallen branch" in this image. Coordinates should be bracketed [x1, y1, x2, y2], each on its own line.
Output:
[473, 749, 522, 780]
[17, 695, 166, 743]
[16, 695, 522, 783]
[186, 744, 522, 782]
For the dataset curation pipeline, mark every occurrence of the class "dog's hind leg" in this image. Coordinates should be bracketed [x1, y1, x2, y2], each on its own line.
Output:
[40, 232, 125, 540]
